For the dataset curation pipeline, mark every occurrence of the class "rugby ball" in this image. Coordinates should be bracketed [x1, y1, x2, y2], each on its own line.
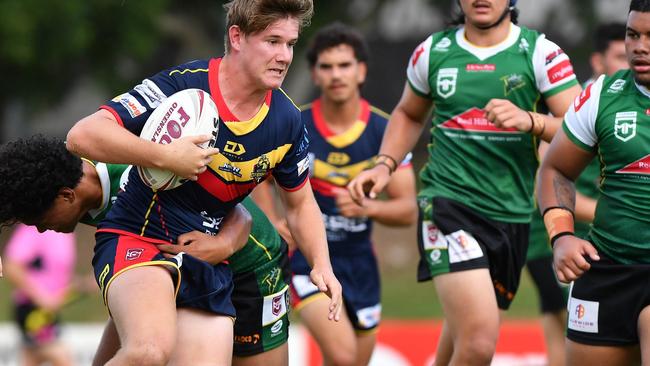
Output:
[137, 88, 219, 190]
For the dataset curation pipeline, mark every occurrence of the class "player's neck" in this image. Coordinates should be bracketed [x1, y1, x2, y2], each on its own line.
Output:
[463, 20, 511, 47]
[81, 161, 104, 211]
[319, 94, 362, 133]
[219, 56, 269, 120]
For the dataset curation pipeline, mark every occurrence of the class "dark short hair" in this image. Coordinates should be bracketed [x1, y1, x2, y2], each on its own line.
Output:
[630, 0, 650, 13]
[223, 0, 314, 53]
[306, 22, 369, 67]
[450, 4, 519, 27]
[594, 23, 626, 53]
[0, 135, 83, 226]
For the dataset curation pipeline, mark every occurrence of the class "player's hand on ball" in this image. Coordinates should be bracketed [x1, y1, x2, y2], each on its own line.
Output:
[162, 135, 220, 181]
[484, 99, 531, 132]
[310, 266, 343, 321]
[348, 165, 390, 205]
[553, 235, 600, 283]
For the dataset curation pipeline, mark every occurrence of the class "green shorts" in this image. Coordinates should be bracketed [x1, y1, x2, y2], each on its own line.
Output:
[232, 242, 291, 357]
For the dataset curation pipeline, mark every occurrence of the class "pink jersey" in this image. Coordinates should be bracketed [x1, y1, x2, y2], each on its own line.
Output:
[4, 224, 76, 304]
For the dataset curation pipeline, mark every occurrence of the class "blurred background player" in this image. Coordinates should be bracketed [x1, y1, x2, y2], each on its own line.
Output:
[525, 21, 628, 366]
[4, 224, 77, 366]
[538, 1, 650, 363]
[289, 23, 417, 366]
[349, 0, 581, 364]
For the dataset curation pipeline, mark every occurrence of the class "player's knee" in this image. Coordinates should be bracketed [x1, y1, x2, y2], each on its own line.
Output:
[454, 336, 496, 365]
[120, 342, 172, 366]
[325, 341, 357, 366]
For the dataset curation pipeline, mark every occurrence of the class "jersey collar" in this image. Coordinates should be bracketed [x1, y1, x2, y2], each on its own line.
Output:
[456, 24, 521, 61]
[312, 98, 371, 149]
[85, 160, 110, 219]
[634, 81, 650, 99]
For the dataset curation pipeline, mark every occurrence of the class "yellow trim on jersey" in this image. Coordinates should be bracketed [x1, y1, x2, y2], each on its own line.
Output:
[370, 106, 390, 120]
[313, 158, 374, 186]
[81, 158, 96, 167]
[278, 88, 300, 111]
[207, 144, 292, 182]
[102, 261, 181, 311]
[299, 102, 313, 112]
[222, 102, 270, 136]
[248, 234, 272, 261]
[326, 120, 368, 148]
[293, 292, 330, 312]
[140, 193, 158, 236]
[169, 68, 208, 76]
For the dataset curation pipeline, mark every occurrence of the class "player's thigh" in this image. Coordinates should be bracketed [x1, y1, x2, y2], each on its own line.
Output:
[233, 342, 288, 366]
[566, 339, 639, 366]
[433, 268, 500, 338]
[299, 294, 357, 357]
[93, 319, 120, 366]
[638, 305, 650, 365]
[106, 265, 176, 351]
[168, 308, 234, 366]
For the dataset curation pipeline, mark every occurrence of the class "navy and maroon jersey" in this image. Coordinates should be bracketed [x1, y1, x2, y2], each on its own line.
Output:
[97, 58, 310, 242]
[297, 99, 410, 256]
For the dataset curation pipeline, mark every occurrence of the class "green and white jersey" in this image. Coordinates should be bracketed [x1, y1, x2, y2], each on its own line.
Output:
[563, 70, 650, 264]
[409, 24, 578, 222]
[79, 163, 281, 273]
[80, 162, 130, 226]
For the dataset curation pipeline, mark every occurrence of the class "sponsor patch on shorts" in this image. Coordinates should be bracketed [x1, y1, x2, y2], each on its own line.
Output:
[262, 286, 289, 326]
[447, 230, 483, 264]
[567, 296, 599, 333]
[291, 274, 319, 298]
[356, 303, 381, 329]
[421, 221, 448, 250]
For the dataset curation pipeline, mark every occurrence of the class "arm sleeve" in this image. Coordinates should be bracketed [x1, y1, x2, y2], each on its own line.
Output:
[562, 75, 604, 151]
[532, 35, 579, 98]
[273, 116, 310, 191]
[406, 36, 434, 98]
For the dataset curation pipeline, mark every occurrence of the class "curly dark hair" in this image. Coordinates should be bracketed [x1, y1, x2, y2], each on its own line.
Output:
[0, 134, 83, 226]
[306, 22, 369, 68]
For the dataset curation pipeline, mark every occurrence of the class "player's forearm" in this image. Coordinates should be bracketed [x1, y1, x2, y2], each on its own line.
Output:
[537, 163, 576, 214]
[285, 197, 331, 270]
[379, 107, 426, 164]
[219, 204, 252, 256]
[575, 191, 597, 223]
[67, 110, 167, 168]
[364, 197, 417, 226]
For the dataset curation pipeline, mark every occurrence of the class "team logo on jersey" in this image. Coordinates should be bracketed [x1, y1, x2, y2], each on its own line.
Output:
[614, 111, 637, 142]
[501, 74, 526, 95]
[437, 68, 458, 99]
[518, 38, 530, 53]
[218, 163, 242, 177]
[326, 152, 350, 165]
[434, 37, 451, 52]
[607, 79, 626, 93]
[251, 154, 271, 183]
[223, 141, 246, 156]
[616, 154, 650, 175]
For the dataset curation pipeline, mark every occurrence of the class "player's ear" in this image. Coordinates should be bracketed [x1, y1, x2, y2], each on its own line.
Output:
[58, 187, 76, 204]
[357, 61, 368, 85]
[229, 25, 244, 52]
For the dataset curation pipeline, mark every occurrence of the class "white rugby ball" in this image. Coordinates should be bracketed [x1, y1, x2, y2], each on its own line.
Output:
[137, 88, 219, 190]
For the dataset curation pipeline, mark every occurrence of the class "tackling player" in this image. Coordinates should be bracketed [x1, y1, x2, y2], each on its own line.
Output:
[65, 0, 341, 364]
[349, 0, 581, 364]
[538, 1, 650, 363]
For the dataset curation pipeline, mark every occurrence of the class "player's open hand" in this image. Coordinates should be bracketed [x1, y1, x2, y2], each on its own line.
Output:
[347, 165, 391, 205]
[162, 135, 220, 181]
[484, 99, 531, 132]
[553, 235, 600, 283]
[309, 265, 343, 321]
[159, 231, 230, 265]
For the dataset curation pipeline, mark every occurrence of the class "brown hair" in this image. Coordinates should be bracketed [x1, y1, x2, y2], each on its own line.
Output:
[223, 0, 314, 53]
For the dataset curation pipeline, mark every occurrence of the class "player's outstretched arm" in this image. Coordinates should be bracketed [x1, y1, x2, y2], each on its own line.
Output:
[157, 204, 252, 264]
[278, 181, 342, 321]
[67, 110, 219, 181]
[348, 84, 432, 203]
[537, 129, 599, 283]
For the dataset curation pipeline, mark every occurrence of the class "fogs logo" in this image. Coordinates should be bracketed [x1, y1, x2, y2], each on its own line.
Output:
[437, 68, 458, 99]
[614, 111, 637, 142]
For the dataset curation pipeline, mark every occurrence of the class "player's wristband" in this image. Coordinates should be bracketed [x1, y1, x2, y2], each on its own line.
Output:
[527, 112, 546, 136]
[526, 112, 535, 133]
[542, 207, 575, 247]
[375, 154, 398, 173]
[374, 161, 394, 175]
[550, 232, 575, 248]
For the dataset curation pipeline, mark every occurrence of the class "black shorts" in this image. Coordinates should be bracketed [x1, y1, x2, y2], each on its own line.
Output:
[567, 253, 650, 346]
[14, 301, 61, 346]
[527, 255, 568, 313]
[417, 197, 529, 309]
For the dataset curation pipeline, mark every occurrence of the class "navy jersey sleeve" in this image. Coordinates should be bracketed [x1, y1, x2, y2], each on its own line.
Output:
[100, 60, 209, 135]
[273, 111, 310, 191]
